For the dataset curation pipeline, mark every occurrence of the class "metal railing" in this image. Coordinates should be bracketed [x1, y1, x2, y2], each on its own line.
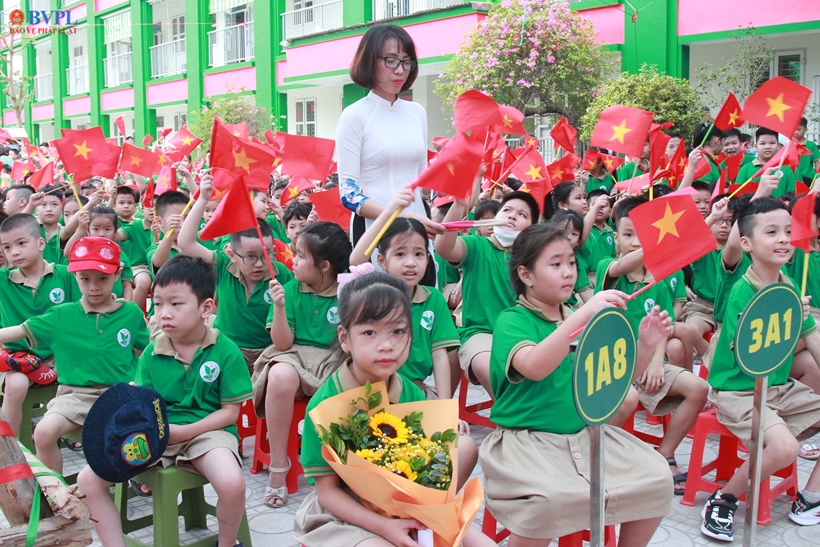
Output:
[103, 52, 133, 87]
[208, 21, 254, 67]
[149, 38, 187, 78]
[372, 0, 464, 21]
[33, 73, 53, 101]
[281, 0, 343, 41]
[66, 64, 88, 95]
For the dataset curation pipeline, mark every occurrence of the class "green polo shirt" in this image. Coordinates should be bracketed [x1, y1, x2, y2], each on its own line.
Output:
[0, 263, 80, 358]
[699, 154, 721, 184]
[574, 250, 592, 294]
[708, 269, 815, 392]
[135, 327, 252, 438]
[267, 279, 338, 349]
[490, 297, 584, 433]
[212, 251, 292, 349]
[666, 270, 687, 304]
[721, 155, 755, 184]
[785, 249, 820, 312]
[38, 225, 68, 266]
[22, 298, 149, 386]
[302, 361, 425, 481]
[616, 162, 648, 182]
[585, 172, 616, 194]
[434, 251, 460, 290]
[596, 257, 676, 330]
[796, 140, 820, 183]
[265, 214, 290, 244]
[714, 249, 752, 323]
[112, 252, 134, 299]
[399, 285, 460, 383]
[584, 223, 616, 273]
[736, 160, 795, 198]
[458, 234, 516, 343]
[146, 243, 179, 278]
[120, 218, 154, 267]
[691, 249, 720, 304]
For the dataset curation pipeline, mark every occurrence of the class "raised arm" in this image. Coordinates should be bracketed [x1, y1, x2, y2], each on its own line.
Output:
[434, 200, 467, 263]
[177, 175, 215, 262]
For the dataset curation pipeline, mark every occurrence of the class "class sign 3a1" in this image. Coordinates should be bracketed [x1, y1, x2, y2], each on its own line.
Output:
[7, 8, 78, 35]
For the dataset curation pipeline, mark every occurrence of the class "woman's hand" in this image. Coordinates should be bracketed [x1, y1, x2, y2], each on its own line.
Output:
[389, 186, 417, 212]
[405, 212, 445, 238]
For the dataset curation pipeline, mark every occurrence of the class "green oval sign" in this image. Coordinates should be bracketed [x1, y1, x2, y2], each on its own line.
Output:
[573, 308, 637, 426]
[734, 282, 802, 378]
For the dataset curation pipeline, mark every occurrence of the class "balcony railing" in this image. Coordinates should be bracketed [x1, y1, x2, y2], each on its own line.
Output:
[66, 64, 89, 95]
[149, 38, 187, 78]
[372, 0, 464, 21]
[103, 52, 133, 87]
[33, 73, 52, 101]
[281, 0, 343, 41]
[208, 22, 254, 67]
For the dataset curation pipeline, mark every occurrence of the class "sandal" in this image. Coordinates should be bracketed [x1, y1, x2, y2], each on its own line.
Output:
[129, 480, 152, 497]
[61, 438, 83, 452]
[665, 457, 687, 496]
[799, 443, 820, 460]
[264, 458, 291, 508]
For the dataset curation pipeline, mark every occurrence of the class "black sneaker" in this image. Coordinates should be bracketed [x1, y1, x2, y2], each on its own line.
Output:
[701, 490, 738, 542]
[789, 492, 820, 526]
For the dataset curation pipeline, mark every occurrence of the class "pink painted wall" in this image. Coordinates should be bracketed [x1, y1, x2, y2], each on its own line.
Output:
[63, 95, 91, 116]
[277, 60, 287, 87]
[3, 111, 23, 125]
[679, 0, 820, 36]
[32, 102, 55, 121]
[101, 87, 134, 111]
[68, 2, 87, 22]
[146, 78, 188, 105]
[578, 5, 625, 45]
[94, 0, 127, 12]
[204, 66, 257, 97]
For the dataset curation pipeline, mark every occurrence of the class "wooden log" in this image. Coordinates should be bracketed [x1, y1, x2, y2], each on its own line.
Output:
[0, 515, 93, 547]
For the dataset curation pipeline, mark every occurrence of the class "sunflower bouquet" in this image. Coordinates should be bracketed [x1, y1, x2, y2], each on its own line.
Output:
[309, 381, 483, 547]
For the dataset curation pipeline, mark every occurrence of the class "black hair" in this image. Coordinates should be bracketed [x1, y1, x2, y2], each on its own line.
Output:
[641, 184, 674, 200]
[546, 181, 582, 219]
[350, 24, 418, 92]
[229, 220, 272, 249]
[0, 213, 43, 239]
[39, 185, 64, 202]
[324, 180, 338, 190]
[155, 191, 189, 219]
[614, 195, 648, 228]
[283, 201, 313, 225]
[89, 206, 119, 230]
[740, 133, 752, 144]
[501, 190, 539, 225]
[115, 185, 139, 203]
[755, 127, 779, 141]
[378, 217, 436, 287]
[6, 184, 35, 202]
[799, 117, 808, 128]
[508, 223, 572, 296]
[505, 176, 522, 191]
[81, 182, 97, 191]
[153, 255, 216, 305]
[473, 199, 501, 220]
[723, 128, 742, 140]
[298, 221, 352, 281]
[710, 193, 728, 212]
[549, 209, 585, 247]
[274, 179, 289, 192]
[251, 188, 266, 200]
[66, 194, 88, 208]
[691, 180, 712, 194]
[666, 132, 683, 141]
[737, 196, 788, 237]
[693, 123, 723, 147]
[586, 188, 610, 204]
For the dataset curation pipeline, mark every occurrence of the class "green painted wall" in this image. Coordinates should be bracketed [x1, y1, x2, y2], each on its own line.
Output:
[87, 0, 104, 130]
[130, 0, 154, 141]
[185, 0, 208, 121]
[255, 0, 287, 131]
[343, 83, 366, 108]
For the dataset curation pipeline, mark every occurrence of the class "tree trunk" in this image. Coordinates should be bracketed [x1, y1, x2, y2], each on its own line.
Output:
[523, 102, 578, 126]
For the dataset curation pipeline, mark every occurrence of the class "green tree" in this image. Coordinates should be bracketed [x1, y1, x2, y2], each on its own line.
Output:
[189, 89, 275, 151]
[435, 0, 615, 126]
[580, 66, 703, 143]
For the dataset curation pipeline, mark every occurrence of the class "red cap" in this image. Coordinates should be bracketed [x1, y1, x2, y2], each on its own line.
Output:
[68, 237, 122, 274]
[433, 194, 455, 207]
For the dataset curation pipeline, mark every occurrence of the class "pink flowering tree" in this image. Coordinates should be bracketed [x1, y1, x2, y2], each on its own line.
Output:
[435, 0, 614, 126]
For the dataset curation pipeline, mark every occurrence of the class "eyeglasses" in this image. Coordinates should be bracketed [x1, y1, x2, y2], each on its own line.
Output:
[717, 218, 733, 226]
[380, 56, 417, 71]
[233, 251, 273, 266]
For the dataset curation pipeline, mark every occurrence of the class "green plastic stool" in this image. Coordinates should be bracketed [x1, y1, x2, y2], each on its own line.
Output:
[113, 466, 253, 547]
[17, 382, 58, 453]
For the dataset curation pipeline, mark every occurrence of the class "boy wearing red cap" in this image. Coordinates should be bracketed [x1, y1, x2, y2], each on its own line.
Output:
[0, 236, 149, 474]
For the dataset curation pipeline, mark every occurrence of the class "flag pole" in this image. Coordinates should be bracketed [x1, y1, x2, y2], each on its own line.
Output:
[729, 141, 792, 200]
[162, 197, 195, 240]
[698, 123, 715, 149]
[801, 254, 810, 298]
[68, 175, 83, 209]
[248, 191, 278, 279]
[810, 171, 820, 192]
[365, 207, 403, 257]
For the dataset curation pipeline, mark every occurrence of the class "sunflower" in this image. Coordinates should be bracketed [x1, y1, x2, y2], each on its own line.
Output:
[390, 460, 418, 482]
[355, 448, 384, 463]
[370, 412, 410, 445]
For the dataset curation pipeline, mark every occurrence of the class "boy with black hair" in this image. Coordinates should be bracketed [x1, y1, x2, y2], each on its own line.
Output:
[721, 129, 754, 184]
[78, 255, 252, 547]
[283, 201, 313, 250]
[701, 196, 820, 540]
[582, 189, 615, 280]
[113, 185, 139, 224]
[3, 184, 36, 215]
[665, 132, 684, 159]
[691, 180, 713, 219]
[597, 196, 709, 496]
[795, 117, 820, 184]
[147, 191, 189, 274]
[736, 127, 796, 197]
[29, 185, 70, 266]
[80, 182, 99, 197]
[117, 187, 155, 310]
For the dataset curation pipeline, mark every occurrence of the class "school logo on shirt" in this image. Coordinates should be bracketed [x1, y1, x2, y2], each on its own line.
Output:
[420, 311, 435, 331]
[49, 288, 65, 304]
[263, 290, 273, 304]
[200, 361, 220, 382]
[643, 298, 656, 315]
[607, 236, 614, 246]
[670, 277, 678, 291]
[117, 329, 131, 347]
[327, 307, 340, 324]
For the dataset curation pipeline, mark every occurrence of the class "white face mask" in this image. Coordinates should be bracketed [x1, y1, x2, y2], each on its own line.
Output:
[493, 227, 520, 248]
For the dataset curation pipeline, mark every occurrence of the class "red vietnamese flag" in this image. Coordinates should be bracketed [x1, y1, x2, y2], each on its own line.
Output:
[279, 133, 336, 182]
[493, 105, 527, 135]
[546, 153, 579, 183]
[741, 143, 801, 184]
[790, 194, 817, 253]
[210, 167, 238, 201]
[199, 176, 258, 241]
[22, 140, 41, 160]
[142, 179, 154, 208]
[550, 117, 577, 154]
[0, 127, 12, 143]
[590, 105, 654, 158]
[612, 173, 650, 193]
[453, 90, 503, 134]
[119, 142, 159, 178]
[411, 133, 483, 200]
[523, 134, 540, 149]
[210, 118, 278, 189]
[629, 194, 718, 281]
[28, 162, 55, 190]
[520, 178, 553, 215]
[225, 122, 249, 140]
[667, 139, 687, 188]
[158, 127, 173, 140]
[155, 165, 178, 195]
[509, 146, 548, 183]
[713, 93, 744, 131]
[115, 116, 126, 137]
[11, 160, 36, 181]
[308, 187, 352, 228]
[280, 176, 317, 206]
[649, 121, 673, 178]
[723, 152, 744, 184]
[599, 152, 625, 174]
[142, 134, 154, 147]
[743, 77, 812, 136]
[581, 150, 601, 171]
[168, 125, 202, 156]
[52, 126, 109, 181]
[153, 151, 172, 175]
[164, 148, 185, 164]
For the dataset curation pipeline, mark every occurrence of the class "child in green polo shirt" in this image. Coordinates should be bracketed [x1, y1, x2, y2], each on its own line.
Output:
[721, 128, 754, 185]
[118, 192, 155, 310]
[596, 196, 709, 495]
[294, 271, 492, 547]
[435, 190, 540, 396]
[480, 223, 674, 545]
[581, 189, 615, 287]
[736, 127, 797, 197]
[550, 209, 593, 306]
[0, 214, 80, 436]
[0, 236, 149, 474]
[616, 141, 649, 181]
[30, 185, 70, 266]
[701, 197, 820, 540]
[692, 123, 724, 185]
[147, 191, 189, 275]
[77, 255, 253, 547]
[795, 117, 820, 184]
[251, 221, 350, 508]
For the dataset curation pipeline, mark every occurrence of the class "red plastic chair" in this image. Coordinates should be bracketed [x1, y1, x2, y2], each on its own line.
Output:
[481, 507, 616, 545]
[457, 371, 495, 429]
[622, 401, 671, 446]
[235, 399, 257, 454]
[250, 398, 308, 494]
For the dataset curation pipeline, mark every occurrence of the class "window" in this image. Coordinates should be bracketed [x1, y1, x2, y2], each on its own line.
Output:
[174, 113, 187, 131]
[72, 46, 84, 65]
[774, 50, 804, 85]
[294, 0, 314, 24]
[153, 22, 162, 46]
[172, 15, 185, 43]
[294, 99, 316, 137]
[156, 116, 165, 130]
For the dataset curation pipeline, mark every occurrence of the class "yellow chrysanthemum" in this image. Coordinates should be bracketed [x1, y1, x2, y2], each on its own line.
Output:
[355, 449, 384, 462]
[391, 460, 418, 482]
[370, 412, 409, 445]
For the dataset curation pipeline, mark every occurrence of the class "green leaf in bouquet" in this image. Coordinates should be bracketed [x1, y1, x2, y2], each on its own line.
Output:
[439, 429, 458, 444]
[368, 389, 382, 410]
[403, 411, 424, 435]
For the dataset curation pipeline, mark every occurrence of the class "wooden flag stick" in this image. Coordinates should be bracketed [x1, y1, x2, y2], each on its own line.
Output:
[810, 171, 820, 192]
[742, 376, 767, 547]
[802, 254, 810, 298]
[69, 178, 83, 209]
[729, 141, 792, 199]
[162, 197, 195, 240]
[365, 207, 403, 257]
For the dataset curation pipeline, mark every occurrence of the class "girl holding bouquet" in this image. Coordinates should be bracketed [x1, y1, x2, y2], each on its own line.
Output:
[480, 223, 674, 547]
[294, 272, 493, 547]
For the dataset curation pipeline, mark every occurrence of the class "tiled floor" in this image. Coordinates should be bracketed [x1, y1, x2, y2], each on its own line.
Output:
[7, 382, 820, 546]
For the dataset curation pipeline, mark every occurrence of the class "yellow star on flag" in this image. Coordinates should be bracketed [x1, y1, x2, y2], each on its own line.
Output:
[520, 186, 531, 194]
[73, 141, 93, 159]
[609, 119, 632, 144]
[233, 131, 242, 137]
[502, 114, 513, 128]
[550, 167, 565, 180]
[527, 137, 538, 147]
[652, 203, 685, 244]
[765, 93, 792, 122]
[446, 162, 455, 176]
[158, 155, 167, 166]
[23, 168, 30, 176]
[159, 175, 169, 186]
[129, 155, 143, 167]
[233, 148, 257, 173]
[524, 164, 542, 181]
[678, 157, 686, 169]
[288, 186, 299, 199]
[182, 136, 193, 146]
[273, 157, 282, 168]
[728, 110, 740, 126]
[603, 157, 614, 170]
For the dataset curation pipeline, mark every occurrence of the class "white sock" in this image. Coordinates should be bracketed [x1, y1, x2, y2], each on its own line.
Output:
[802, 490, 820, 504]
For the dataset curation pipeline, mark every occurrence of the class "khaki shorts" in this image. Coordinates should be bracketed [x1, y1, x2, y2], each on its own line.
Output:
[634, 363, 687, 416]
[45, 384, 108, 426]
[152, 430, 240, 474]
[709, 380, 820, 447]
[132, 264, 151, 279]
[252, 343, 342, 417]
[294, 487, 379, 547]
[701, 323, 722, 369]
[480, 426, 672, 539]
[238, 347, 265, 374]
[457, 333, 492, 384]
[681, 295, 717, 330]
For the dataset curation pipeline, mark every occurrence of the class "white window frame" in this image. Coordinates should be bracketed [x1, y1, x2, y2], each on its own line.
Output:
[174, 112, 187, 131]
[772, 49, 805, 86]
[294, 98, 316, 137]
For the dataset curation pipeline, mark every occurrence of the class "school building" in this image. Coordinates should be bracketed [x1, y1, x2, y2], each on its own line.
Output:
[0, 0, 818, 145]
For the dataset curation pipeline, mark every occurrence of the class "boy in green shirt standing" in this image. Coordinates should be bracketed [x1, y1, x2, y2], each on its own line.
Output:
[720, 128, 754, 185]
[736, 127, 796, 197]
[78, 255, 253, 547]
[795, 117, 820, 184]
